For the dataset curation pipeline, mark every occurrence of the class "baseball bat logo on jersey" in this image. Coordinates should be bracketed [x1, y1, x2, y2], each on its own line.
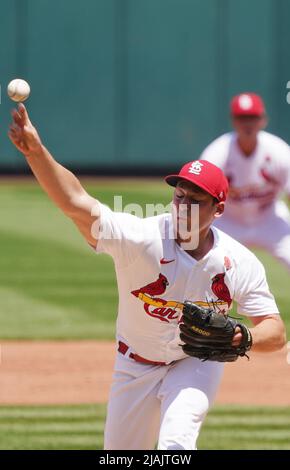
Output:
[131, 272, 230, 323]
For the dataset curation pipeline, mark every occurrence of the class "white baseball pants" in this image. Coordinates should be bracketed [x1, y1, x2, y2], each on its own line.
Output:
[104, 352, 224, 450]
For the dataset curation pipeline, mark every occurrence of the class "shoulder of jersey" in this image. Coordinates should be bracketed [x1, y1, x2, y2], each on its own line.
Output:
[200, 132, 233, 160]
[207, 132, 233, 148]
[143, 212, 170, 223]
[213, 226, 261, 264]
[142, 211, 170, 234]
[260, 130, 290, 153]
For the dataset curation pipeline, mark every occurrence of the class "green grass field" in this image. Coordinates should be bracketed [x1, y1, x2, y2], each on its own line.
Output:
[0, 179, 173, 339]
[0, 178, 289, 451]
[0, 404, 289, 450]
[0, 179, 289, 339]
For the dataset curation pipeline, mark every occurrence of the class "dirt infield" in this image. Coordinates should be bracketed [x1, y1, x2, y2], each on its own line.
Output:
[0, 341, 289, 405]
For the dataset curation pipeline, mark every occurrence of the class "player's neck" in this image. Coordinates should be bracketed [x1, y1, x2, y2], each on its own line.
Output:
[237, 136, 257, 157]
[177, 228, 214, 261]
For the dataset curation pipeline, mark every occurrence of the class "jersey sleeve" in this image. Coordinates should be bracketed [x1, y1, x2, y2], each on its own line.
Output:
[281, 145, 290, 196]
[272, 138, 290, 193]
[234, 254, 279, 317]
[94, 202, 154, 267]
[199, 134, 231, 170]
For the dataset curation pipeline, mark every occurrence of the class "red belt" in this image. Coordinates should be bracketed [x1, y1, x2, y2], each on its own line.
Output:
[118, 341, 167, 366]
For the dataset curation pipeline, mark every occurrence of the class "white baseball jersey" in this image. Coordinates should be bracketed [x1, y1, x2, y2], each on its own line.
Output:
[95, 203, 279, 364]
[200, 131, 290, 225]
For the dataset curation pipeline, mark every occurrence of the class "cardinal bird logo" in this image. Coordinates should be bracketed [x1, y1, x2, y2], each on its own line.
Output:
[211, 273, 232, 308]
[260, 168, 279, 185]
[260, 157, 279, 185]
[131, 273, 169, 305]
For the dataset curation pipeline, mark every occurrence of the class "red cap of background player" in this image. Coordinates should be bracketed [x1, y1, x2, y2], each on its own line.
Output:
[230, 93, 265, 116]
[165, 160, 229, 202]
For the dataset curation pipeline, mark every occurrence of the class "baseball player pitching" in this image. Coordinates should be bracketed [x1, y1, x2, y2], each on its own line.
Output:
[200, 92, 290, 272]
[8, 104, 286, 450]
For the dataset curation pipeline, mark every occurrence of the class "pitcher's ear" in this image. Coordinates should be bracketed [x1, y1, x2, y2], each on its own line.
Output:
[215, 202, 225, 218]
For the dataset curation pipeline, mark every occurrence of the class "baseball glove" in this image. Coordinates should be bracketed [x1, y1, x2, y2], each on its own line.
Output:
[179, 301, 252, 362]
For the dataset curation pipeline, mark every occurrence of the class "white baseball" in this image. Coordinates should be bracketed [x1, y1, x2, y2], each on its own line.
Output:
[7, 79, 31, 102]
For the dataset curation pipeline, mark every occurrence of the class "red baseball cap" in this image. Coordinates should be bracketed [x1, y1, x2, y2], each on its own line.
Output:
[230, 93, 265, 116]
[165, 160, 229, 202]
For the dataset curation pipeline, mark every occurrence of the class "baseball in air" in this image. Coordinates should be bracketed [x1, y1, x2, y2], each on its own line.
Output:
[7, 79, 31, 102]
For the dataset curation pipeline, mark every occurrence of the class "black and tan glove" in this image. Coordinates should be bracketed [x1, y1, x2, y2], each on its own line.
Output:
[179, 301, 252, 362]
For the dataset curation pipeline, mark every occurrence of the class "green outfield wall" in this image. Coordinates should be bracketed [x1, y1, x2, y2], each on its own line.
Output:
[1, 0, 290, 172]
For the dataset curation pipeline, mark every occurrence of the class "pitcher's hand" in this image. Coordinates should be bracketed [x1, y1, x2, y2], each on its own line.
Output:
[8, 103, 42, 157]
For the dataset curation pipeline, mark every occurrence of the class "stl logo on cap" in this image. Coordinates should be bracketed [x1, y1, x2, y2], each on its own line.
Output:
[188, 161, 203, 175]
[238, 94, 253, 110]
